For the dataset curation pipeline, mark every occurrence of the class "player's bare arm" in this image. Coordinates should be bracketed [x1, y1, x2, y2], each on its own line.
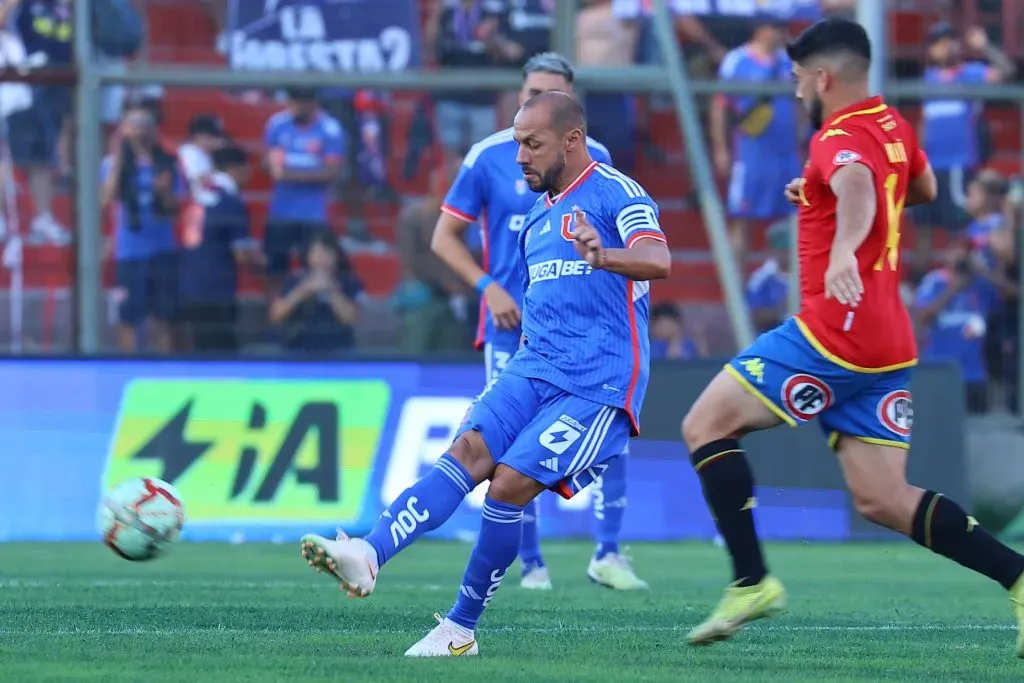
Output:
[572, 209, 670, 280]
[432, 211, 522, 330]
[826, 162, 876, 306]
[905, 161, 938, 207]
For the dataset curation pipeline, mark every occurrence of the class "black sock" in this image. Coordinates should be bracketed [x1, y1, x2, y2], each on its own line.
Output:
[911, 490, 1024, 591]
[690, 439, 767, 587]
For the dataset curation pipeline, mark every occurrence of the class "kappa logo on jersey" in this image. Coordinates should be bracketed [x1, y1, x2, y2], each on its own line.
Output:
[877, 390, 913, 437]
[781, 374, 834, 421]
[832, 150, 861, 166]
[538, 418, 582, 455]
[739, 358, 766, 384]
[528, 258, 593, 283]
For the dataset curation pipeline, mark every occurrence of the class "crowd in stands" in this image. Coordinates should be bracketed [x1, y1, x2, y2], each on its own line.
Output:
[0, 0, 1021, 415]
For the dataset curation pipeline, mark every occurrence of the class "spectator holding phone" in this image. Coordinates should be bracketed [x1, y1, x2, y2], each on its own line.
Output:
[101, 102, 183, 353]
[269, 231, 364, 353]
[914, 241, 994, 412]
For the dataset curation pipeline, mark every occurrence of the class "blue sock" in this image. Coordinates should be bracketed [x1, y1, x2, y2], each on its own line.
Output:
[447, 496, 525, 631]
[594, 455, 628, 559]
[364, 454, 475, 568]
[518, 498, 545, 572]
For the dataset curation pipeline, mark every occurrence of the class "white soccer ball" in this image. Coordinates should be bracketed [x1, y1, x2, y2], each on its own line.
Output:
[97, 477, 185, 561]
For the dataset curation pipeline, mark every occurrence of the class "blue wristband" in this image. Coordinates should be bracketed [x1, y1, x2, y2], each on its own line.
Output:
[476, 274, 495, 293]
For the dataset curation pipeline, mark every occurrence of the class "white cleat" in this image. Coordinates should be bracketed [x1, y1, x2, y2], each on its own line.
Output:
[587, 552, 649, 590]
[300, 530, 379, 598]
[520, 564, 553, 590]
[404, 613, 479, 657]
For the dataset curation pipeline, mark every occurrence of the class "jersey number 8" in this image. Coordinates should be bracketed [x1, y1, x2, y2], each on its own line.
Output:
[874, 173, 906, 272]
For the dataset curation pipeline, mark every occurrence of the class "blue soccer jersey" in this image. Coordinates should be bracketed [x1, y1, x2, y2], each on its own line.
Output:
[505, 161, 666, 434]
[265, 110, 346, 223]
[441, 127, 611, 351]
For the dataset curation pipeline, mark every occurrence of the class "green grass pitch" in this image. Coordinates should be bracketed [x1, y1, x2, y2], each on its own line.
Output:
[1, 541, 1023, 682]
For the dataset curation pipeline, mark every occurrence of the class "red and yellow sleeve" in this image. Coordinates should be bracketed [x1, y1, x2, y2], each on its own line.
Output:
[811, 127, 878, 185]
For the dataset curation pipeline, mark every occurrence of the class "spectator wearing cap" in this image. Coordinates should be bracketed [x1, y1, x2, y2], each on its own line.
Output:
[746, 220, 791, 333]
[178, 144, 256, 353]
[263, 87, 345, 290]
[913, 23, 1016, 273]
[1, 0, 72, 244]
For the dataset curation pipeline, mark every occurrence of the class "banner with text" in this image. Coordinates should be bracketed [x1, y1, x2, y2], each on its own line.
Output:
[0, 359, 967, 543]
[226, 0, 422, 73]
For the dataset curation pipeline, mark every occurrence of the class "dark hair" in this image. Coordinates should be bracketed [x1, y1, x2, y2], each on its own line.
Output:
[651, 302, 682, 322]
[523, 52, 575, 84]
[213, 145, 249, 171]
[974, 169, 1010, 198]
[786, 17, 871, 65]
[286, 87, 318, 102]
[189, 114, 224, 139]
[306, 230, 352, 275]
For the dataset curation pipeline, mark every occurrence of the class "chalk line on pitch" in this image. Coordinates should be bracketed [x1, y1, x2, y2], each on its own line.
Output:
[0, 624, 1016, 637]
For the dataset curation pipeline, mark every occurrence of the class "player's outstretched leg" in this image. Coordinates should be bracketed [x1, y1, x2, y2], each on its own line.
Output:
[682, 370, 788, 645]
[300, 433, 491, 598]
[588, 452, 648, 590]
[518, 499, 552, 590]
[834, 437, 1024, 657]
[405, 465, 542, 657]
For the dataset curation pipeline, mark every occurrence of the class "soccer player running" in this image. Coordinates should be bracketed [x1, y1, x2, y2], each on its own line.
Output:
[432, 52, 648, 591]
[682, 18, 1024, 654]
[300, 91, 670, 656]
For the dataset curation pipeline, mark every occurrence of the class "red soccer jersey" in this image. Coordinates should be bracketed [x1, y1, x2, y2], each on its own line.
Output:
[794, 96, 926, 371]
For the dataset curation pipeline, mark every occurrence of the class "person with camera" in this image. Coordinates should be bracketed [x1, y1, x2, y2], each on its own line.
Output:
[914, 241, 996, 413]
[101, 101, 183, 352]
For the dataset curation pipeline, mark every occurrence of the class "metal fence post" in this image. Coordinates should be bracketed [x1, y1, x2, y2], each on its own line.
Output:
[74, 0, 102, 353]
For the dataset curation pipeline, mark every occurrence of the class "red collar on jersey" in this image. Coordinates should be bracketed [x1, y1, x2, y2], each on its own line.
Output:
[825, 95, 887, 127]
[545, 160, 600, 208]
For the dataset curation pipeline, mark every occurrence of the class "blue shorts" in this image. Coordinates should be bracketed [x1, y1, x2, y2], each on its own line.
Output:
[484, 340, 517, 381]
[726, 318, 914, 449]
[457, 372, 632, 498]
[115, 253, 180, 325]
[727, 156, 800, 220]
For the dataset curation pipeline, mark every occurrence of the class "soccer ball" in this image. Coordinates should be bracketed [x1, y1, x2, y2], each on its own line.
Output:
[98, 477, 185, 561]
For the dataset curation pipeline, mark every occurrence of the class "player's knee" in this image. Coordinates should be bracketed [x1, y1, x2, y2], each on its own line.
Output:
[448, 431, 496, 484]
[488, 464, 545, 507]
[850, 483, 915, 531]
[682, 402, 733, 449]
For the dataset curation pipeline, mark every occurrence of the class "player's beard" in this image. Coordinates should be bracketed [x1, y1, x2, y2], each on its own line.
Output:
[540, 153, 566, 195]
[807, 95, 825, 130]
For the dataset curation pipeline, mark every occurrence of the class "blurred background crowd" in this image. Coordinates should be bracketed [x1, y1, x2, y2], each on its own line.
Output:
[0, 0, 1021, 416]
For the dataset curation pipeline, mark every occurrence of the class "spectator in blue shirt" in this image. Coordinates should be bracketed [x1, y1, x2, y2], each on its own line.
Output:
[269, 231, 364, 353]
[179, 144, 256, 353]
[264, 87, 345, 288]
[746, 221, 790, 333]
[914, 242, 993, 413]
[2, 0, 72, 244]
[101, 102, 183, 353]
[913, 23, 1015, 273]
[649, 302, 703, 360]
[710, 19, 800, 267]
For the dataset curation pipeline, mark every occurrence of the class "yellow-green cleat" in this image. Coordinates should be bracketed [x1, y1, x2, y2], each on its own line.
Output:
[1009, 573, 1024, 657]
[687, 575, 786, 646]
